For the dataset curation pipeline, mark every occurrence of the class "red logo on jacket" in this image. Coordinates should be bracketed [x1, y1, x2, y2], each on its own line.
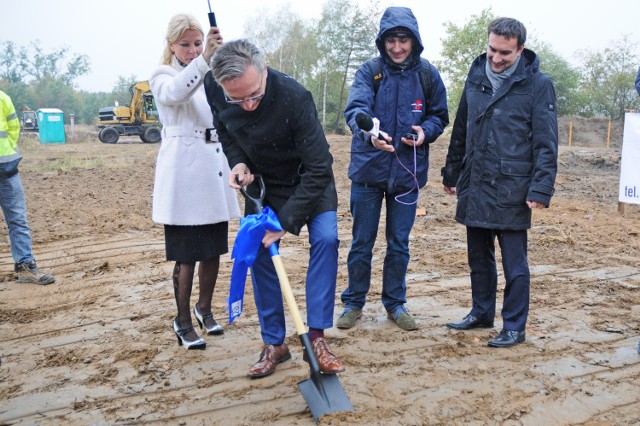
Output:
[412, 99, 423, 113]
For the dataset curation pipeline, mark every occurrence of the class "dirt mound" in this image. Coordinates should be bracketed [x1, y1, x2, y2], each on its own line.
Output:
[558, 116, 624, 148]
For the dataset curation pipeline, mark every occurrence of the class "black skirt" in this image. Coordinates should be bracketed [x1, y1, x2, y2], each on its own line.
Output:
[164, 223, 229, 262]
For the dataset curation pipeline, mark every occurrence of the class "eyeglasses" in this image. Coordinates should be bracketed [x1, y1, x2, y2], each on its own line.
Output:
[224, 74, 265, 105]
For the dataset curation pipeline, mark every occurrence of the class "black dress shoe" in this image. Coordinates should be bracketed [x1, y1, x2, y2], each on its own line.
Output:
[446, 314, 494, 330]
[487, 329, 525, 347]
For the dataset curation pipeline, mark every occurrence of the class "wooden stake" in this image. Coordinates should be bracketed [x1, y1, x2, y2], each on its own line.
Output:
[569, 119, 573, 146]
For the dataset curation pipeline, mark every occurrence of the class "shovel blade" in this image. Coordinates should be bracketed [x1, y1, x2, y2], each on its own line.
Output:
[297, 374, 354, 423]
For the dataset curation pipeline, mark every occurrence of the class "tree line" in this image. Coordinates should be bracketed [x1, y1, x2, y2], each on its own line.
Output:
[1, 1, 638, 130]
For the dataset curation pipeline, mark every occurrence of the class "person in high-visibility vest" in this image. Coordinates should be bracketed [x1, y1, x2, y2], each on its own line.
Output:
[0, 90, 55, 285]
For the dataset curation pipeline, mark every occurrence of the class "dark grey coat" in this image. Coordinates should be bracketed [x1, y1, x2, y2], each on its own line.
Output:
[442, 49, 558, 230]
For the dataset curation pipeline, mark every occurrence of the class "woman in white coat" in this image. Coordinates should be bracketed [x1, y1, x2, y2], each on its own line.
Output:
[150, 14, 240, 350]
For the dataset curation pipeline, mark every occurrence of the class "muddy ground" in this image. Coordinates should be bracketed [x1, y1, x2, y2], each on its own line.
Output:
[0, 119, 639, 425]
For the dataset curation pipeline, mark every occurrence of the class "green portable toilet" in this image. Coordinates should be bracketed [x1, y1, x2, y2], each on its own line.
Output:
[37, 108, 66, 144]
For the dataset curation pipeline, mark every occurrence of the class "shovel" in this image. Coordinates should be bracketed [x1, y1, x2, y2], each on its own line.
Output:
[239, 176, 354, 423]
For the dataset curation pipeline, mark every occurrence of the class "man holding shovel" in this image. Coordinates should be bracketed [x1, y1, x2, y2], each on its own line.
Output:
[205, 39, 345, 378]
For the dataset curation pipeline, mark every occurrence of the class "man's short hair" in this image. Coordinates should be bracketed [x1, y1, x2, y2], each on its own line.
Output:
[211, 39, 265, 84]
[487, 18, 527, 48]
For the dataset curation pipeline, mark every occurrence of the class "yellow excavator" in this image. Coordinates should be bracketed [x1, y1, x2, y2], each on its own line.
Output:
[21, 106, 38, 132]
[97, 81, 161, 144]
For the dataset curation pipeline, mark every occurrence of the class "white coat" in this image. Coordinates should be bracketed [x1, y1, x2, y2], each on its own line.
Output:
[150, 55, 240, 225]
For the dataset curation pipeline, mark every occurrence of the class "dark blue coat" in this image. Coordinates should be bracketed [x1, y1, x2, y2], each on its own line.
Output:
[344, 6, 449, 193]
[442, 49, 558, 230]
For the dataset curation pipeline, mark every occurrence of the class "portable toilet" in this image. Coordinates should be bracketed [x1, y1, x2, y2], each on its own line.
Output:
[37, 108, 66, 143]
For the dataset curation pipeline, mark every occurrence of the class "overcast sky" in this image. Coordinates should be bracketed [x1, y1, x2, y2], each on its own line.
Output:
[2, 0, 639, 93]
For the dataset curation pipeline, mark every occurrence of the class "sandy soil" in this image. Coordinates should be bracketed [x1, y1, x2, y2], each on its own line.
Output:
[0, 121, 639, 425]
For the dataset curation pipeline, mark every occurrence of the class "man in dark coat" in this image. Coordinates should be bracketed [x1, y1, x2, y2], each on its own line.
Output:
[205, 39, 344, 377]
[441, 17, 558, 347]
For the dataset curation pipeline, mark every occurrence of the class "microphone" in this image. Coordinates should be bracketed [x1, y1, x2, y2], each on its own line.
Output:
[355, 113, 389, 141]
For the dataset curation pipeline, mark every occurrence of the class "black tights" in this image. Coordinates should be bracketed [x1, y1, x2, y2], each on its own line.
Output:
[172, 256, 221, 332]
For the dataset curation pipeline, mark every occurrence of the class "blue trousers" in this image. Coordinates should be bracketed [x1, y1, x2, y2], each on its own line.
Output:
[250, 211, 339, 345]
[0, 173, 35, 265]
[341, 182, 417, 313]
[467, 226, 530, 331]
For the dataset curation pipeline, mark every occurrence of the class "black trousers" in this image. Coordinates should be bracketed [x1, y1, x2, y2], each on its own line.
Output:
[466, 226, 530, 331]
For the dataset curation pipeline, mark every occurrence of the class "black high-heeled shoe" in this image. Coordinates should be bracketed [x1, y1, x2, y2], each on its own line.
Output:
[172, 319, 206, 350]
[193, 305, 224, 336]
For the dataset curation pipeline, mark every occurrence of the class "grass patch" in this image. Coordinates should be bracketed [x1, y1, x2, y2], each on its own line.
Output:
[16, 133, 43, 152]
[21, 157, 107, 173]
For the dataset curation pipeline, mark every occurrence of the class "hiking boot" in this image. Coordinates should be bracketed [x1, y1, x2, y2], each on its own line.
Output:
[336, 307, 362, 329]
[15, 262, 55, 285]
[388, 305, 417, 331]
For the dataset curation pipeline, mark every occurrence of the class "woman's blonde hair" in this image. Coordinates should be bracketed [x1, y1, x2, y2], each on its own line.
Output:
[161, 13, 204, 65]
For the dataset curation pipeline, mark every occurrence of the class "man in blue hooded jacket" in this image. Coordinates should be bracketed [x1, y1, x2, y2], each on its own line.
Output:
[337, 7, 449, 331]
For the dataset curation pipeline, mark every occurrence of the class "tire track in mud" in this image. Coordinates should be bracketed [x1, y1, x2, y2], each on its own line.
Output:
[0, 233, 327, 424]
[1, 361, 313, 425]
[2, 232, 640, 424]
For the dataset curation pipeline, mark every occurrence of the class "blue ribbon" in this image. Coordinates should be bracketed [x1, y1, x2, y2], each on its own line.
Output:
[227, 206, 282, 324]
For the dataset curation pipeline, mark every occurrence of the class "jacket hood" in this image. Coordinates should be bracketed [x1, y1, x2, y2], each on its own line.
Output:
[521, 48, 540, 74]
[375, 7, 424, 63]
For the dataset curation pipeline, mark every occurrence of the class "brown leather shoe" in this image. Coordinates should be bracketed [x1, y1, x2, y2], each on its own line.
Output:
[248, 343, 291, 379]
[304, 337, 345, 374]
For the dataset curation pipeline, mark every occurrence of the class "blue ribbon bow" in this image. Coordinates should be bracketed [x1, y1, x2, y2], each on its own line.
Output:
[227, 206, 282, 324]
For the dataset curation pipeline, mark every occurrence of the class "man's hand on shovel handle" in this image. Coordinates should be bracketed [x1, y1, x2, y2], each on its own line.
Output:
[263, 229, 286, 248]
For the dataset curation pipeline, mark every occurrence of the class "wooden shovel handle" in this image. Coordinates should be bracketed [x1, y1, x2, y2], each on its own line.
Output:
[270, 253, 307, 335]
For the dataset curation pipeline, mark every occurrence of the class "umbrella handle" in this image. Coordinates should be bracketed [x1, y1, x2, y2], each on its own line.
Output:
[207, 0, 217, 26]
[269, 244, 307, 335]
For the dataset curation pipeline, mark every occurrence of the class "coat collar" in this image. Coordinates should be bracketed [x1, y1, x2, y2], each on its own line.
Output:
[468, 48, 539, 87]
